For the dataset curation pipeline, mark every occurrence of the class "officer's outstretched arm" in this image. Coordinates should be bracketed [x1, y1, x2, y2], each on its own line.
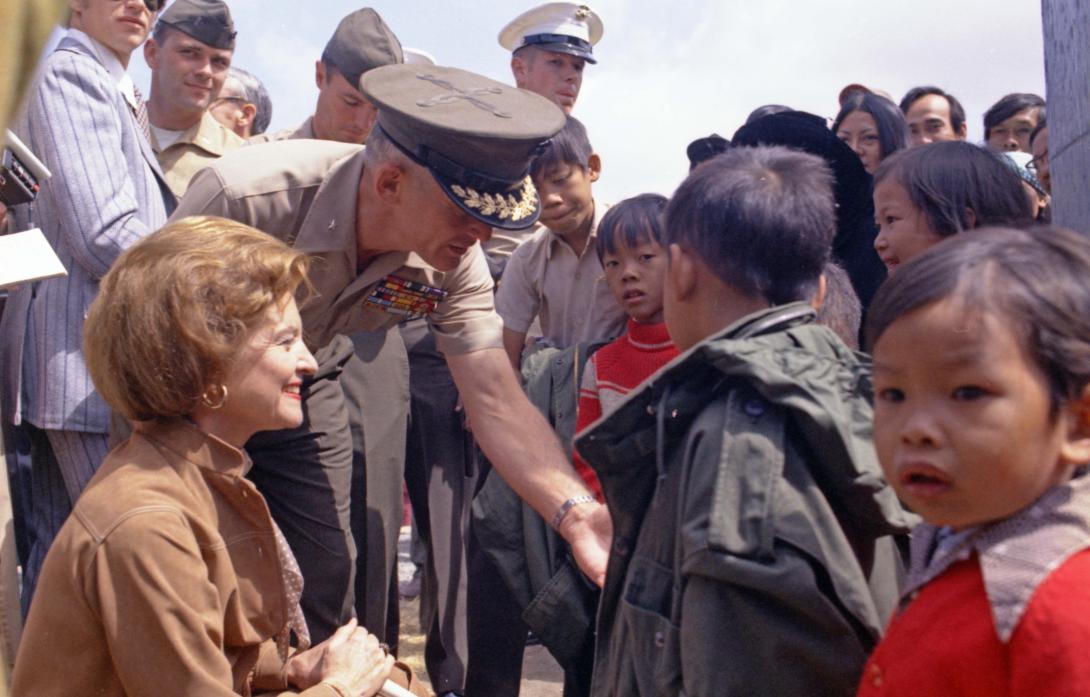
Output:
[447, 346, 612, 586]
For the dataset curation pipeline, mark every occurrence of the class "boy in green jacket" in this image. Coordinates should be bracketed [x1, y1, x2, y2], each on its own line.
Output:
[575, 145, 913, 696]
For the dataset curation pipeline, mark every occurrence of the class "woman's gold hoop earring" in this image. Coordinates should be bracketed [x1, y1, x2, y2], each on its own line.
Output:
[201, 385, 228, 410]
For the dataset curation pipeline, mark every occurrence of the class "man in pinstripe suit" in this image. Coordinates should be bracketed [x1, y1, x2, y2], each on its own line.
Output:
[0, 0, 173, 612]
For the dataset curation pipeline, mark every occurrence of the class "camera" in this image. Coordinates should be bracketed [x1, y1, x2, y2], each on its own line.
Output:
[0, 130, 51, 208]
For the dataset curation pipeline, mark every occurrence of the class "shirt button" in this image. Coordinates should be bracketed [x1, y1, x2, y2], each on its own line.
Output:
[613, 537, 630, 555]
[654, 630, 666, 648]
[743, 398, 765, 417]
[574, 272, 582, 280]
[870, 662, 882, 687]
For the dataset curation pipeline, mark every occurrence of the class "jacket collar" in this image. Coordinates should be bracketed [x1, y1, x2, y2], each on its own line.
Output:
[61, 31, 137, 107]
[55, 35, 174, 209]
[905, 467, 1090, 642]
[135, 419, 251, 478]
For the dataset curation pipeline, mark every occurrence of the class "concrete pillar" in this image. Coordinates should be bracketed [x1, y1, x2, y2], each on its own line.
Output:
[1042, 0, 1090, 233]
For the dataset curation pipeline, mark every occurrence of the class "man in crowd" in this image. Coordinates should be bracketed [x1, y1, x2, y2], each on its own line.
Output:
[143, 0, 242, 197]
[209, 66, 271, 138]
[0, 0, 172, 612]
[500, 2, 602, 115]
[171, 65, 611, 647]
[899, 86, 968, 146]
[488, 2, 604, 271]
[252, 7, 401, 144]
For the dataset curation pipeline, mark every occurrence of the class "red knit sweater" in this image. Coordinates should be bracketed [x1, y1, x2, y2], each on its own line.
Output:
[572, 319, 678, 501]
[857, 549, 1090, 697]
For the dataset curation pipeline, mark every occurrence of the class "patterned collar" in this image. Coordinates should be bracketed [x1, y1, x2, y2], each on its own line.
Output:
[902, 467, 1090, 642]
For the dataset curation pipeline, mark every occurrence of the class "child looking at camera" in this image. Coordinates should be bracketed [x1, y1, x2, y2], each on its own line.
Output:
[571, 194, 679, 500]
[860, 226, 1090, 696]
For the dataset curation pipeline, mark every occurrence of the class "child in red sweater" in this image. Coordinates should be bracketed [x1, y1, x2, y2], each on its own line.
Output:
[859, 225, 1090, 697]
[572, 194, 679, 500]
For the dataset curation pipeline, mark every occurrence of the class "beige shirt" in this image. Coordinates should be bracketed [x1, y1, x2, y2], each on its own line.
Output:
[173, 138, 502, 355]
[153, 109, 245, 197]
[494, 202, 627, 347]
[246, 116, 315, 145]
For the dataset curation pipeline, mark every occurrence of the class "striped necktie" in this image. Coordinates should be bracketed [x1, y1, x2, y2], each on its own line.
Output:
[131, 85, 152, 145]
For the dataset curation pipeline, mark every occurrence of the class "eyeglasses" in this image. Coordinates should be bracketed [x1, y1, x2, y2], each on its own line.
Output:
[143, 0, 165, 10]
[210, 96, 248, 107]
[1027, 152, 1049, 173]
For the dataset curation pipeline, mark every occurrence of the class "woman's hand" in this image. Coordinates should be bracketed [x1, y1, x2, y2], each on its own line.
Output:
[287, 618, 394, 696]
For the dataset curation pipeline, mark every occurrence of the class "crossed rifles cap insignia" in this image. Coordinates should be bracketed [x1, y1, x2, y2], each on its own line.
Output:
[415, 73, 513, 119]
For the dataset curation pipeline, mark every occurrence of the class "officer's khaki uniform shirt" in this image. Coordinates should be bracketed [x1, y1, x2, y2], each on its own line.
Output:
[172, 138, 502, 355]
[246, 116, 315, 145]
[153, 110, 245, 197]
[494, 202, 627, 347]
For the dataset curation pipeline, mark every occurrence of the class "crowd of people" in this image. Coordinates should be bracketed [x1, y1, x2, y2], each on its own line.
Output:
[0, 1, 1086, 696]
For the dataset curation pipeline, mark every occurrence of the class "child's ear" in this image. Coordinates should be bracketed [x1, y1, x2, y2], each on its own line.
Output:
[667, 243, 696, 302]
[587, 153, 602, 183]
[964, 207, 978, 230]
[1060, 384, 1090, 465]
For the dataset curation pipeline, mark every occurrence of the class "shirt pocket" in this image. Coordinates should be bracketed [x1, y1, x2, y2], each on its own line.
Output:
[615, 554, 683, 695]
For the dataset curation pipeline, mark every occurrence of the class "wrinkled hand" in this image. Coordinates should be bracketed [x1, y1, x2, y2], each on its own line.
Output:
[559, 501, 612, 587]
[287, 618, 394, 696]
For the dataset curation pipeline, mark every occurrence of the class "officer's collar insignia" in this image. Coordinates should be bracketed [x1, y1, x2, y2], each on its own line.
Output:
[450, 177, 537, 223]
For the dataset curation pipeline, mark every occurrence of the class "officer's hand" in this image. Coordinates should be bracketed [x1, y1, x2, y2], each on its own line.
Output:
[559, 500, 612, 587]
[0, 201, 7, 231]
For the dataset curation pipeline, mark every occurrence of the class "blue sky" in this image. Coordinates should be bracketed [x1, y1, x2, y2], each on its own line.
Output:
[124, 0, 1046, 204]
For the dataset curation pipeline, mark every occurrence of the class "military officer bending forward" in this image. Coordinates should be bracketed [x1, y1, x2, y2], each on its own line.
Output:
[172, 64, 612, 641]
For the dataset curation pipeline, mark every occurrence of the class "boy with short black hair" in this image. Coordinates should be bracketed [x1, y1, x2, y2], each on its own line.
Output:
[575, 145, 912, 696]
[495, 115, 626, 371]
[572, 193, 678, 501]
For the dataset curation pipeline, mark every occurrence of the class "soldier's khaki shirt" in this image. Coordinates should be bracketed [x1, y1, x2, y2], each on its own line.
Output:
[153, 110, 245, 197]
[172, 138, 502, 355]
[245, 116, 315, 145]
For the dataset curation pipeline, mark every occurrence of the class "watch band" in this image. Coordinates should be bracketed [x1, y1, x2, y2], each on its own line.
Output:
[550, 494, 597, 531]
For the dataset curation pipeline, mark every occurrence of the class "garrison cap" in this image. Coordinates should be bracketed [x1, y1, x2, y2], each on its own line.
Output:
[499, 3, 603, 64]
[156, 0, 236, 50]
[361, 64, 566, 230]
[322, 9, 404, 92]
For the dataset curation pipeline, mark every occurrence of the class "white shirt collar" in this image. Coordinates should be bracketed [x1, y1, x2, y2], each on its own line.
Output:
[64, 28, 139, 109]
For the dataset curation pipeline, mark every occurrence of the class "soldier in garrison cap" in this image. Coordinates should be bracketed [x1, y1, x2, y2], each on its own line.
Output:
[143, 0, 243, 197]
[172, 65, 612, 643]
[244, 9, 407, 647]
[500, 2, 603, 114]
[251, 7, 403, 144]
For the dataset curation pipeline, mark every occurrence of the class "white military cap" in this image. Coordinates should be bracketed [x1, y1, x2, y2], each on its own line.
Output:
[498, 3, 603, 64]
[402, 47, 438, 66]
